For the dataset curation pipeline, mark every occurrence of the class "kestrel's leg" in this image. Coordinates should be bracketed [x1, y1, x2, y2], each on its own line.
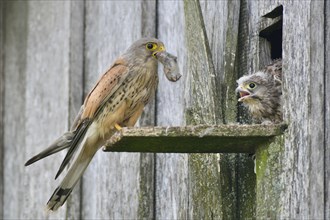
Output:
[114, 123, 122, 131]
[112, 100, 142, 131]
[104, 103, 145, 149]
[125, 103, 145, 127]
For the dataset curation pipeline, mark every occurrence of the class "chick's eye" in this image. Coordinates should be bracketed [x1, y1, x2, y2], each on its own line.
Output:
[146, 42, 157, 50]
[249, 83, 256, 89]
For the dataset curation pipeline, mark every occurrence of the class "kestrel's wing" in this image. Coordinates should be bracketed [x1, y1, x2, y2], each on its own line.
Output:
[264, 59, 282, 83]
[54, 58, 130, 178]
[70, 58, 129, 131]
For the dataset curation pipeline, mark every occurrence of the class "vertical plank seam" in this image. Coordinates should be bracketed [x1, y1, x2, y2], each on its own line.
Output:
[154, 1, 159, 218]
[79, 1, 87, 219]
[323, 0, 327, 218]
[154, 0, 159, 127]
[309, 0, 325, 217]
[67, 1, 74, 218]
[0, 2, 4, 218]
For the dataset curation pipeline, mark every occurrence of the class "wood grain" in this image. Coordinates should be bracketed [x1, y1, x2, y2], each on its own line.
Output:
[103, 124, 287, 153]
[325, 1, 330, 218]
[65, 1, 85, 219]
[3, 1, 73, 218]
[0, 1, 4, 218]
[156, 1, 188, 219]
[184, 0, 224, 218]
[281, 1, 325, 218]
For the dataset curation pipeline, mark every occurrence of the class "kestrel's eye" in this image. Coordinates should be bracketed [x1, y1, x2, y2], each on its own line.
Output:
[146, 42, 158, 50]
[248, 82, 256, 89]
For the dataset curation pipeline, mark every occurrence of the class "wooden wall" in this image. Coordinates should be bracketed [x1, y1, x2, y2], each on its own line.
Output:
[0, 0, 328, 219]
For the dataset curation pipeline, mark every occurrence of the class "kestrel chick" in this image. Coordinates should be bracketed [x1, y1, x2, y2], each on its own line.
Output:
[25, 38, 180, 211]
[236, 59, 282, 124]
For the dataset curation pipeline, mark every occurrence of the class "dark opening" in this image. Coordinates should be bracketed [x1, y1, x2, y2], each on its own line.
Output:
[259, 5, 283, 60]
[263, 5, 283, 19]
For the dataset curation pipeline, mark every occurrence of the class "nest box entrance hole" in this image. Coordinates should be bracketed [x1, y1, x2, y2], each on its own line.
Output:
[259, 5, 283, 60]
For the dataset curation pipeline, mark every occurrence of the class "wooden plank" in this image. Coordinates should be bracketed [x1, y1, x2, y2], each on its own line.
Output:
[241, 1, 327, 218]
[3, 2, 29, 218]
[281, 1, 325, 218]
[184, 0, 232, 218]
[225, 1, 257, 218]
[249, 1, 284, 218]
[156, 1, 188, 219]
[65, 1, 85, 219]
[24, 1, 72, 218]
[309, 1, 325, 217]
[325, 1, 330, 218]
[137, 1, 156, 219]
[82, 1, 156, 219]
[0, 1, 4, 218]
[200, 1, 256, 219]
[103, 124, 287, 153]
[4, 1, 72, 218]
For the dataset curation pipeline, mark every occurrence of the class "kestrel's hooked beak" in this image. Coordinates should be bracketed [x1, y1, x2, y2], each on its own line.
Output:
[152, 44, 166, 58]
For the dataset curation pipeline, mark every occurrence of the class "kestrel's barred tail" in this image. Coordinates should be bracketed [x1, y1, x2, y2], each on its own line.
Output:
[46, 127, 98, 211]
[45, 121, 97, 210]
[47, 187, 73, 211]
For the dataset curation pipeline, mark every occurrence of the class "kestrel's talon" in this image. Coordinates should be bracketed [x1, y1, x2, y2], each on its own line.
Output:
[114, 123, 122, 131]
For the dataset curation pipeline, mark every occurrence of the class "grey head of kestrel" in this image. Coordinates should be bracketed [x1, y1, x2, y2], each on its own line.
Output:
[236, 59, 282, 124]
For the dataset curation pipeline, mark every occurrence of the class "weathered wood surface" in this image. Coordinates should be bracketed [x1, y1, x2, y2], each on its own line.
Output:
[248, 0, 327, 219]
[325, 1, 330, 218]
[200, 1, 257, 218]
[0, 1, 4, 218]
[156, 1, 188, 219]
[281, 1, 325, 219]
[65, 1, 85, 218]
[4, 1, 73, 219]
[184, 0, 250, 219]
[184, 0, 223, 218]
[245, 1, 284, 218]
[230, 1, 258, 218]
[104, 124, 287, 153]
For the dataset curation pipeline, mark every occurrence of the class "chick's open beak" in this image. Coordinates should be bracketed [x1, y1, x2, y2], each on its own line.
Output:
[236, 87, 251, 102]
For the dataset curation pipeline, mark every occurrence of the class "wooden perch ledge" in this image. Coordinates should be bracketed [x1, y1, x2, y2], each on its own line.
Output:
[103, 123, 288, 153]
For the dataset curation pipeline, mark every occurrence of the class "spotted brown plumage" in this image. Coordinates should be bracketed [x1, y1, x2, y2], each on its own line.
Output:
[25, 38, 180, 211]
[236, 59, 282, 124]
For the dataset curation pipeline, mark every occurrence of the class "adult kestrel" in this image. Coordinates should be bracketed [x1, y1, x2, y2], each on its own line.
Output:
[25, 38, 181, 211]
[236, 59, 282, 124]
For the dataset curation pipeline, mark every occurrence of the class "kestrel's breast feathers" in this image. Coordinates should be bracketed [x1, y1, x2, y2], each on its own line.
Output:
[71, 58, 129, 131]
